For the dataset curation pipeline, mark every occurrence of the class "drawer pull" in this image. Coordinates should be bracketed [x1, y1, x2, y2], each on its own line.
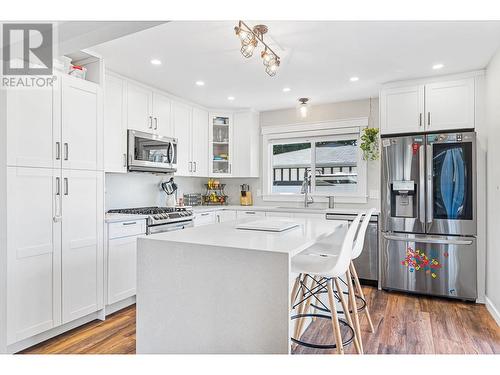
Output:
[122, 221, 137, 226]
[200, 213, 210, 216]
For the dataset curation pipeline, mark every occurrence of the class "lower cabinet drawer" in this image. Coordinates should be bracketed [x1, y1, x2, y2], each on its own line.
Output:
[108, 219, 146, 239]
[194, 211, 216, 226]
[236, 210, 266, 219]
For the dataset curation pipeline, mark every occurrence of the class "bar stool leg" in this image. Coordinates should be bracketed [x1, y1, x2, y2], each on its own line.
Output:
[334, 278, 361, 354]
[296, 276, 315, 340]
[350, 261, 375, 333]
[290, 274, 301, 309]
[326, 278, 344, 354]
[346, 268, 364, 354]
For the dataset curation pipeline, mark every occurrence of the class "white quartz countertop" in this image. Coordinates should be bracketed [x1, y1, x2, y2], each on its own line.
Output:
[105, 213, 149, 223]
[191, 204, 379, 216]
[141, 217, 348, 256]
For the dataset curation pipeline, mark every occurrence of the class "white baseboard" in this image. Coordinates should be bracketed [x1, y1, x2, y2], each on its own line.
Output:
[485, 296, 500, 327]
[105, 296, 136, 316]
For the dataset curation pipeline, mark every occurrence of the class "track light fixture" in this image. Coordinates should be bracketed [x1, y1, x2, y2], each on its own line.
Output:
[234, 21, 281, 77]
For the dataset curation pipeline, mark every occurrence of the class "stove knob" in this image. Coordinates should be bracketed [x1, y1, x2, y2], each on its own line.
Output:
[163, 213, 169, 219]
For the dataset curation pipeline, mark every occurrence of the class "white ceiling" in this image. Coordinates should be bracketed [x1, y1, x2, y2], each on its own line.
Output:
[92, 21, 500, 111]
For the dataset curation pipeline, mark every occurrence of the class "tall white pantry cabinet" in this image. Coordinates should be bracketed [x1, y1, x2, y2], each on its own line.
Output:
[0, 73, 104, 353]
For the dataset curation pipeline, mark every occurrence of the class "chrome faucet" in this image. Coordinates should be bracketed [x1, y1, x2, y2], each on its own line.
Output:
[300, 170, 314, 208]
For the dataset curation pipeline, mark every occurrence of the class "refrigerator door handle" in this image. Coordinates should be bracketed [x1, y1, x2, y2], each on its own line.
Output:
[382, 233, 473, 246]
[426, 144, 433, 224]
[419, 145, 426, 225]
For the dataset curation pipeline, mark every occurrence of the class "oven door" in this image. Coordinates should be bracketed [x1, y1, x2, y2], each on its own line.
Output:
[426, 132, 476, 236]
[128, 130, 177, 173]
[381, 233, 477, 300]
[148, 220, 193, 234]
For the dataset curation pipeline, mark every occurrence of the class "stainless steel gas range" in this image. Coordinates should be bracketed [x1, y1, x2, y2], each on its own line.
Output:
[108, 206, 194, 234]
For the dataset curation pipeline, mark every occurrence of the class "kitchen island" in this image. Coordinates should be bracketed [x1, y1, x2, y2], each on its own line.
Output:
[136, 217, 348, 354]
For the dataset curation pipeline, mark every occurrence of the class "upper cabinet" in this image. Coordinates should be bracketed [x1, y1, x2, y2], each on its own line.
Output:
[209, 113, 233, 177]
[126, 82, 153, 133]
[380, 85, 424, 134]
[380, 75, 477, 135]
[424, 79, 475, 131]
[172, 101, 192, 176]
[126, 81, 173, 137]
[104, 73, 127, 173]
[232, 111, 260, 178]
[191, 107, 209, 177]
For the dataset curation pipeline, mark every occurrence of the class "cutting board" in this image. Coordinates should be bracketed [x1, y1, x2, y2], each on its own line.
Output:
[236, 220, 300, 232]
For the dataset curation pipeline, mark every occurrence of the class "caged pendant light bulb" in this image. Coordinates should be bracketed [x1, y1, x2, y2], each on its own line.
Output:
[297, 98, 311, 119]
[234, 21, 281, 77]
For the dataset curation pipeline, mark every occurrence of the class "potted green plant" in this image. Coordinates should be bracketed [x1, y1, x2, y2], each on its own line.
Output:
[360, 127, 380, 161]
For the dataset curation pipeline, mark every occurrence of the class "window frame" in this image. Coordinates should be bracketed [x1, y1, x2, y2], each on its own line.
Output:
[261, 118, 368, 203]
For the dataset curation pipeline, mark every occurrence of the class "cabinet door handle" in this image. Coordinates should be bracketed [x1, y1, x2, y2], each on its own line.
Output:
[55, 177, 61, 195]
[122, 221, 137, 226]
[193, 161, 197, 173]
[64, 177, 69, 196]
[154, 117, 158, 130]
[245, 211, 256, 214]
[63, 143, 69, 160]
[123, 153, 127, 168]
[189, 161, 193, 172]
[148, 116, 153, 129]
[419, 113, 422, 127]
[56, 142, 61, 160]
[201, 212, 210, 216]
[427, 112, 431, 126]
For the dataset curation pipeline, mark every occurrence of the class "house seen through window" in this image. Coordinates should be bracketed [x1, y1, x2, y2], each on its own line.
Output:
[271, 138, 359, 195]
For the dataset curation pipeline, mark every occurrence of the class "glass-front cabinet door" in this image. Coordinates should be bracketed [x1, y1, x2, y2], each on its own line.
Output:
[209, 113, 232, 176]
[426, 132, 476, 236]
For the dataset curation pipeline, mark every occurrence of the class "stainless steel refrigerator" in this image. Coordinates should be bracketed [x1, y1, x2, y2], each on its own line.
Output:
[380, 131, 477, 300]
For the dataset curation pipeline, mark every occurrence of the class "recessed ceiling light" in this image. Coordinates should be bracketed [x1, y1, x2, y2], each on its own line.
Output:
[350, 76, 359, 82]
[282, 87, 291, 92]
[432, 63, 444, 70]
[227, 96, 235, 101]
[150, 59, 162, 65]
[195, 81, 205, 86]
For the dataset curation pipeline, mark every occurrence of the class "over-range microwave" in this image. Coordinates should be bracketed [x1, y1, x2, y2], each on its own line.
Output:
[128, 130, 177, 173]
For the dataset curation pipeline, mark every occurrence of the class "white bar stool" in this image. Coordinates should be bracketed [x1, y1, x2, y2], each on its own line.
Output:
[290, 215, 363, 354]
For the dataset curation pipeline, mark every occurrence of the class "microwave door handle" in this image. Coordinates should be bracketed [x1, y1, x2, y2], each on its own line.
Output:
[426, 144, 433, 224]
[419, 145, 425, 225]
[169, 142, 175, 165]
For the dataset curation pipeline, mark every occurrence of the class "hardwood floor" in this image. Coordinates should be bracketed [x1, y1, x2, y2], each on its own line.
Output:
[20, 287, 500, 354]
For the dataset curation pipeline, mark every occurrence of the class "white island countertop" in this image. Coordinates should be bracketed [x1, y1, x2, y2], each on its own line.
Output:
[136, 217, 349, 354]
[144, 217, 346, 256]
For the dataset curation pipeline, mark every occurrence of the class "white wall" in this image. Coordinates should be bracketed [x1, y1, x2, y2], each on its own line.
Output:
[257, 98, 380, 210]
[485, 47, 500, 324]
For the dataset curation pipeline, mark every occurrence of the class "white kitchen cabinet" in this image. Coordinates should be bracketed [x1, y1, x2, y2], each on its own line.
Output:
[6, 167, 62, 345]
[380, 85, 424, 135]
[191, 107, 209, 177]
[107, 219, 146, 305]
[173, 101, 193, 176]
[209, 113, 233, 177]
[61, 169, 104, 324]
[126, 81, 153, 133]
[153, 93, 173, 137]
[380, 75, 477, 135]
[233, 111, 260, 177]
[104, 73, 127, 173]
[6, 82, 58, 169]
[424, 78, 475, 131]
[193, 211, 216, 226]
[215, 210, 237, 223]
[61, 75, 102, 171]
[236, 210, 266, 219]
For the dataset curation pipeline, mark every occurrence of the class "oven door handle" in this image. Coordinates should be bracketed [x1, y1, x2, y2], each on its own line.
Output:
[383, 233, 473, 245]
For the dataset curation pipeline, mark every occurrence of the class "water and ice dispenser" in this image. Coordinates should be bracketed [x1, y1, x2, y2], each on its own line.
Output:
[390, 180, 417, 218]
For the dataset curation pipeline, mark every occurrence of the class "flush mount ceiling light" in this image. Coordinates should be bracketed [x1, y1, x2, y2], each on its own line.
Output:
[350, 76, 360, 82]
[195, 81, 205, 86]
[234, 21, 281, 77]
[432, 63, 444, 70]
[150, 59, 162, 65]
[282, 87, 291, 92]
[297, 98, 311, 119]
[227, 96, 235, 101]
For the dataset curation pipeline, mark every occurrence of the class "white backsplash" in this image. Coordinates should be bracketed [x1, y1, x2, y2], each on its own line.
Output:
[105, 172, 260, 210]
